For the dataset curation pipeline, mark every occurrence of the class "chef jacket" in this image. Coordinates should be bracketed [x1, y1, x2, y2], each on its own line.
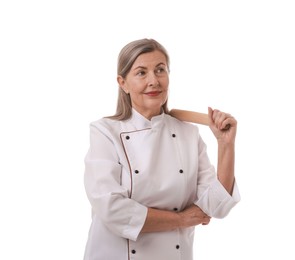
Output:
[83, 109, 240, 260]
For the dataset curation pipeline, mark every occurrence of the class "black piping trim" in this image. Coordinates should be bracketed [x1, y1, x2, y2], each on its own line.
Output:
[119, 128, 151, 198]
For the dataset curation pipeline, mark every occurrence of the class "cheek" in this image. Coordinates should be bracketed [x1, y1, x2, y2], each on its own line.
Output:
[128, 79, 145, 93]
[162, 78, 169, 90]
[129, 86, 145, 99]
[131, 87, 144, 95]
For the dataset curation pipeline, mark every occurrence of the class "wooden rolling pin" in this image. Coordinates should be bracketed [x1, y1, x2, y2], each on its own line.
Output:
[169, 109, 209, 125]
[170, 109, 231, 130]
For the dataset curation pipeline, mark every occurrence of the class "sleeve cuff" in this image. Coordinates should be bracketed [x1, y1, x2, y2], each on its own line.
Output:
[123, 203, 148, 241]
[194, 179, 241, 218]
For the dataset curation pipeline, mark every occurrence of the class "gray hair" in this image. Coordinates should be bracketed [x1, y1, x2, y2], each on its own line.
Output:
[107, 38, 170, 120]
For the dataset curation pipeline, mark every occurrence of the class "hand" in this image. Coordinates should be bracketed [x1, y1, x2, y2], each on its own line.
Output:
[208, 107, 237, 145]
[178, 204, 211, 228]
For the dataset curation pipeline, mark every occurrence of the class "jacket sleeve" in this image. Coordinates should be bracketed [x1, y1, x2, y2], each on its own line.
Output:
[194, 135, 241, 218]
[84, 123, 148, 241]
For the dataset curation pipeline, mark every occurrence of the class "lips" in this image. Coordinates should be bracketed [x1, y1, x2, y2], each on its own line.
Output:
[144, 91, 162, 96]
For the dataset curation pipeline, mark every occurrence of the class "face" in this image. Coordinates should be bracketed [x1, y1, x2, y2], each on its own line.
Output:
[117, 50, 169, 120]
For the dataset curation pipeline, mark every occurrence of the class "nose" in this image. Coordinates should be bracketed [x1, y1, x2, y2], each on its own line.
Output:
[147, 72, 159, 87]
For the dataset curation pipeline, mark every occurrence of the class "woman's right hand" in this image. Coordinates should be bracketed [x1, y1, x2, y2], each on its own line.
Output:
[178, 204, 211, 228]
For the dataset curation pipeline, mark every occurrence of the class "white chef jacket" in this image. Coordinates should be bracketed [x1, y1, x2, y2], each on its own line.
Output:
[83, 109, 240, 260]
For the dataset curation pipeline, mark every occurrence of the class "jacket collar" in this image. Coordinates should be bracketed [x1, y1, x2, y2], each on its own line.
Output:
[128, 108, 165, 130]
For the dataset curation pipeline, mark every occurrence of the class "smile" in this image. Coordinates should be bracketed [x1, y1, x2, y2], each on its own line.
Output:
[144, 91, 162, 97]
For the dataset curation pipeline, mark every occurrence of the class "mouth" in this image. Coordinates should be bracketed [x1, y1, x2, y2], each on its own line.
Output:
[144, 91, 162, 97]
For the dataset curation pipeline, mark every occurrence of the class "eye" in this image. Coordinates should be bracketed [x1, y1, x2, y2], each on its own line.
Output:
[155, 67, 166, 75]
[136, 70, 146, 76]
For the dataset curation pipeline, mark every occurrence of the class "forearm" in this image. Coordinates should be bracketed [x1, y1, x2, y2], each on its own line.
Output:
[217, 143, 235, 195]
[140, 208, 181, 233]
[140, 205, 211, 233]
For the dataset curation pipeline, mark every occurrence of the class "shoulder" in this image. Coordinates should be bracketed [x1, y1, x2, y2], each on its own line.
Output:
[165, 113, 200, 134]
[90, 117, 121, 129]
[88, 117, 125, 137]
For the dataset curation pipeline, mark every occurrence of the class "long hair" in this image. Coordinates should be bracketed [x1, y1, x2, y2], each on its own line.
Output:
[107, 38, 170, 121]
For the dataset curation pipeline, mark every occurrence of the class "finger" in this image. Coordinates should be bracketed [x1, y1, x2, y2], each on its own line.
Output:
[212, 109, 223, 129]
[212, 109, 220, 122]
[212, 110, 233, 130]
[208, 107, 214, 124]
[217, 113, 227, 130]
[220, 118, 231, 130]
[218, 113, 231, 130]
[209, 108, 222, 129]
[201, 217, 211, 225]
[221, 116, 236, 130]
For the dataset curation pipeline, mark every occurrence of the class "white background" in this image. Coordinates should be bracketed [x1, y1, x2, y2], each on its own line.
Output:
[1, 0, 294, 259]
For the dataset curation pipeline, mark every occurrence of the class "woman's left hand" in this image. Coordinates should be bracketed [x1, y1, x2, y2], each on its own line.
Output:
[208, 107, 237, 144]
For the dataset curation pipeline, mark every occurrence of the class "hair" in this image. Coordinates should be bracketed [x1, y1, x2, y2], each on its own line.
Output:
[106, 38, 170, 121]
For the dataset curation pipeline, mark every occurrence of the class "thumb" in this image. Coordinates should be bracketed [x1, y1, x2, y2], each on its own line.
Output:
[208, 107, 214, 124]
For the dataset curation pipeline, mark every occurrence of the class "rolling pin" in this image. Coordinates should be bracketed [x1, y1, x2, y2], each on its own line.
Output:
[169, 109, 209, 125]
[170, 109, 231, 130]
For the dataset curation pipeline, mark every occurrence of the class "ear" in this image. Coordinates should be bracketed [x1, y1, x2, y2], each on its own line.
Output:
[117, 75, 129, 94]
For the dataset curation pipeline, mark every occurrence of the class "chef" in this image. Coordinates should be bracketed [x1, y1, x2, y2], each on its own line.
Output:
[83, 38, 240, 260]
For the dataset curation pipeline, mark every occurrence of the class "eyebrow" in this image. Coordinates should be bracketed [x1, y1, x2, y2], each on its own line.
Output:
[133, 62, 166, 70]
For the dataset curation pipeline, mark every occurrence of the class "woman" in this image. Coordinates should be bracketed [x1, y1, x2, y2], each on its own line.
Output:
[83, 38, 240, 260]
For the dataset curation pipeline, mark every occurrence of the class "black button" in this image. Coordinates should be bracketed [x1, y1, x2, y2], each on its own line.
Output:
[179, 169, 183, 173]
[131, 249, 136, 254]
[176, 245, 180, 249]
[126, 136, 130, 140]
[172, 134, 176, 138]
[134, 170, 139, 174]
[173, 208, 178, 211]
